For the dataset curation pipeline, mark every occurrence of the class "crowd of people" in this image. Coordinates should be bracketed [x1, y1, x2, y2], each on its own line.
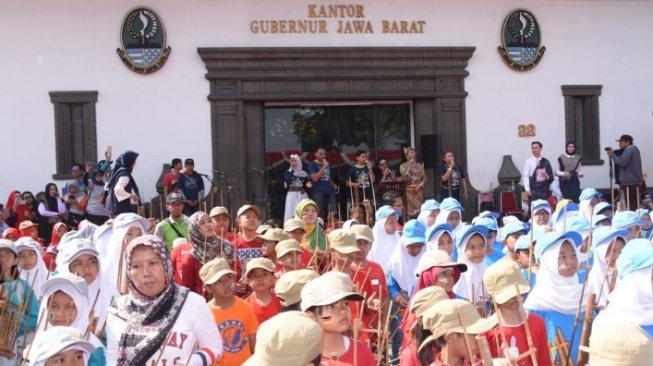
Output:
[0, 137, 651, 366]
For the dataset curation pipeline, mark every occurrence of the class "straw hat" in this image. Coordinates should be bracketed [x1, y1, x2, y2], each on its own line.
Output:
[274, 269, 319, 307]
[199, 257, 235, 285]
[579, 320, 653, 365]
[409, 286, 449, 316]
[482, 260, 530, 304]
[328, 229, 360, 254]
[300, 271, 363, 312]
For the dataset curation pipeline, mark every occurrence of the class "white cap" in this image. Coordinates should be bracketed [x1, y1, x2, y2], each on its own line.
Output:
[300, 272, 363, 312]
[26, 326, 95, 365]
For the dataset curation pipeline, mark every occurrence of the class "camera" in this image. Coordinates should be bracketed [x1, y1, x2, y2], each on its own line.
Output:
[604, 147, 612, 152]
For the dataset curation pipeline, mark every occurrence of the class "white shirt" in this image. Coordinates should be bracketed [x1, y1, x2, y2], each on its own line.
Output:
[522, 155, 541, 192]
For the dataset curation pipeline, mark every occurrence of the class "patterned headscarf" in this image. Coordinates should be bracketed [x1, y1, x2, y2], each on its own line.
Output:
[113, 235, 189, 366]
[188, 211, 234, 264]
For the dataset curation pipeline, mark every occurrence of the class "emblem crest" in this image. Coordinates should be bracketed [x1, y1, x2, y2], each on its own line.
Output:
[498, 9, 545, 71]
[116, 7, 171, 74]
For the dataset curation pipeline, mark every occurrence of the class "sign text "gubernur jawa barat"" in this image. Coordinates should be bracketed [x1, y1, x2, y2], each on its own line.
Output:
[250, 4, 425, 34]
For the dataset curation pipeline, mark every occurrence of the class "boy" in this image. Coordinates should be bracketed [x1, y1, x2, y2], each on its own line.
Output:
[232, 205, 263, 293]
[327, 229, 361, 276]
[27, 326, 96, 366]
[284, 218, 306, 243]
[210, 206, 235, 242]
[257, 228, 290, 269]
[244, 257, 281, 323]
[201, 257, 259, 366]
[482, 260, 551, 366]
[275, 269, 319, 311]
[275, 238, 305, 276]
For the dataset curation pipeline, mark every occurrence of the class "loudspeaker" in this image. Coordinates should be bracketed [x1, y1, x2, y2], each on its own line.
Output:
[420, 134, 439, 168]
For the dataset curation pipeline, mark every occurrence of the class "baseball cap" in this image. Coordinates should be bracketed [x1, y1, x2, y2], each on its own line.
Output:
[402, 220, 426, 245]
[0, 239, 17, 255]
[414, 249, 467, 277]
[255, 224, 273, 235]
[474, 216, 498, 232]
[328, 229, 360, 254]
[426, 223, 453, 243]
[498, 221, 528, 242]
[419, 299, 497, 352]
[409, 286, 449, 316]
[26, 326, 95, 365]
[166, 192, 183, 203]
[18, 220, 38, 231]
[184, 158, 195, 165]
[513, 235, 534, 251]
[531, 199, 551, 214]
[616, 134, 634, 143]
[455, 224, 489, 249]
[199, 257, 235, 285]
[593, 202, 614, 216]
[275, 239, 303, 258]
[237, 204, 260, 218]
[257, 228, 289, 242]
[57, 238, 99, 266]
[375, 205, 402, 221]
[209, 206, 230, 218]
[440, 197, 463, 212]
[244, 257, 276, 278]
[300, 271, 364, 312]
[242, 311, 322, 366]
[592, 214, 612, 227]
[39, 273, 89, 299]
[283, 218, 306, 232]
[579, 188, 602, 202]
[349, 224, 373, 243]
[274, 269, 319, 307]
[483, 260, 530, 304]
[579, 320, 652, 365]
[591, 227, 629, 255]
[534, 231, 582, 263]
[615, 239, 653, 278]
[612, 211, 645, 230]
[420, 199, 440, 212]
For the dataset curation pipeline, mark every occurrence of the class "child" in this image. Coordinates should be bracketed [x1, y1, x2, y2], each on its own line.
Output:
[328, 229, 361, 276]
[36, 274, 106, 366]
[200, 257, 259, 366]
[587, 226, 628, 307]
[432, 198, 463, 241]
[452, 224, 490, 305]
[417, 299, 499, 366]
[26, 326, 96, 366]
[64, 181, 88, 228]
[512, 236, 538, 288]
[258, 227, 290, 268]
[483, 260, 552, 366]
[210, 206, 235, 242]
[0, 239, 39, 362]
[15, 237, 49, 296]
[498, 220, 528, 263]
[301, 271, 375, 365]
[233, 205, 263, 290]
[475, 216, 505, 265]
[274, 269, 319, 311]
[636, 208, 652, 239]
[425, 223, 454, 256]
[3, 228, 19, 241]
[417, 199, 440, 228]
[58, 238, 120, 338]
[284, 154, 311, 222]
[579, 321, 653, 366]
[283, 218, 306, 242]
[612, 210, 645, 240]
[368, 205, 401, 270]
[524, 231, 586, 365]
[595, 238, 653, 336]
[243, 311, 323, 366]
[529, 199, 552, 233]
[275, 239, 305, 276]
[244, 257, 281, 324]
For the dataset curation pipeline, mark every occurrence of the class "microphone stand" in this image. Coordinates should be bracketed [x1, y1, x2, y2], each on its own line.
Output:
[214, 170, 236, 214]
[608, 156, 614, 206]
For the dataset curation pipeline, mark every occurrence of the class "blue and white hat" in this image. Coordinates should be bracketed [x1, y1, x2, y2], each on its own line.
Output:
[565, 216, 591, 240]
[455, 224, 488, 249]
[593, 202, 615, 216]
[513, 235, 533, 251]
[635, 208, 651, 219]
[402, 219, 427, 244]
[612, 211, 645, 231]
[534, 231, 582, 263]
[590, 226, 629, 256]
[615, 239, 653, 279]
[426, 223, 453, 243]
[592, 214, 613, 227]
[375, 205, 402, 221]
[551, 202, 579, 225]
[531, 199, 551, 214]
[579, 188, 602, 202]
[474, 216, 498, 232]
[498, 221, 529, 242]
[420, 199, 440, 212]
[440, 197, 463, 212]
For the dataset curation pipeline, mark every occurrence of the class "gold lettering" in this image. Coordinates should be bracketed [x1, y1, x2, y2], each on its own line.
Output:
[309, 4, 366, 18]
[250, 21, 259, 33]
[249, 20, 328, 34]
[355, 5, 365, 18]
[319, 20, 327, 33]
[308, 5, 317, 18]
[338, 20, 373, 34]
[382, 20, 426, 33]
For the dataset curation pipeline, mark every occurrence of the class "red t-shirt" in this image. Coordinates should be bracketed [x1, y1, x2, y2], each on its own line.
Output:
[245, 292, 281, 324]
[321, 337, 376, 366]
[349, 260, 388, 342]
[172, 243, 204, 297]
[482, 313, 552, 366]
[231, 235, 263, 281]
[163, 171, 180, 193]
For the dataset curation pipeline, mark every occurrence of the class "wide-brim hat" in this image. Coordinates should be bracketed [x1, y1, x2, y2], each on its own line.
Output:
[328, 229, 361, 254]
[414, 249, 467, 276]
[275, 239, 303, 258]
[237, 204, 260, 218]
[209, 206, 230, 218]
[18, 220, 38, 231]
[257, 228, 289, 242]
[274, 269, 319, 307]
[27, 326, 95, 364]
[579, 320, 652, 366]
[283, 218, 306, 232]
[349, 224, 373, 243]
[483, 261, 530, 304]
[244, 257, 276, 278]
[300, 272, 364, 312]
[199, 257, 236, 285]
[409, 286, 449, 316]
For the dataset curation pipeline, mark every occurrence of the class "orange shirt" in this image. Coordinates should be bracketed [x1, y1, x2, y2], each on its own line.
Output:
[245, 292, 281, 324]
[207, 297, 260, 366]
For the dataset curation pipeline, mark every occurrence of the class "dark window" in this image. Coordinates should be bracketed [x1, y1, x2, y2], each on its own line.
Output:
[561, 85, 603, 165]
[49, 91, 98, 179]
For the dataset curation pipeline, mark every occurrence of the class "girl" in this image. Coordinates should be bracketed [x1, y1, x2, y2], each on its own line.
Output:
[15, 237, 50, 297]
[578, 188, 602, 222]
[587, 226, 628, 307]
[0, 239, 39, 364]
[4, 190, 28, 228]
[45, 222, 68, 270]
[474, 216, 505, 266]
[418, 299, 498, 366]
[524, 231, 586, 365]
[452, 225, 490, 305]
[438, 149, 468, 203]
[58, 238, 120, 339]
[636, 208, 652, 239]
[529, 199, 552, 234]
[36, 274, 106, 366]
[37, 183, 67, 245]
[426, 223, 455, 256]
[417, 199, 440, 229]
[368, 205, 401, 270]
[595, 238, 653, 336]
[433, 198, 463, 245]
[283, 154, 311, 222]
[86, 161, 111, 226]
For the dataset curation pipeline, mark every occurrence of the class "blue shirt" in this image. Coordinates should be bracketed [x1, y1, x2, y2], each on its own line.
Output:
[177, 172, 204, 200]
[485, 241, 506, 266]
[307, 161, 333, 193]
[530, 309, 584, 366]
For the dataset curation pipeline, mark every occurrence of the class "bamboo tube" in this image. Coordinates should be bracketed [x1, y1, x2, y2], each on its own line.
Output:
[515, 284, 539, 366]
[457, 308, 476, 364]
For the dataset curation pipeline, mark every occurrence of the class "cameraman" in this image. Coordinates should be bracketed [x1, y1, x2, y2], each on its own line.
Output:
[607, 134, 643, 210]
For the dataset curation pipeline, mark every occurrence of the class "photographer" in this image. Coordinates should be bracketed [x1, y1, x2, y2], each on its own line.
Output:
[606, 134, 643, 210]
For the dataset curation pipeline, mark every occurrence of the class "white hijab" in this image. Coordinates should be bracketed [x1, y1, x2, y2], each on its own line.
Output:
[599, 266, 653, 326]
[102, 221, 146, 289]
[289, 154, 308, 178]
[524, 240, 587, 314]
[37, 277, 89, 333]
[368, 215, 400, 271]
[15, 238, 49, 294]
[587, 236, 624, 307]
[452, 232, 489, 303]
[387, 237, 424, 295]
[426, 227, 452, 254]
[433, 208, 463, 240]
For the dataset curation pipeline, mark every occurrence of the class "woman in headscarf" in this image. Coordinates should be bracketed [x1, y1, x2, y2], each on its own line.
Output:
[86, 160, 112, 225]
[432, 197, 464, 246]
[106, 235, 223, 366]
[556, 141, 583, 203]
[416, 199, 440, 229]
[294, 199, 327, 252]
[399, 147, 426, 217]
[105, 150, 140, 217]
[15, 237, 50, 295]
[37, 183, 67, 245]
[176, 211, 234, 296]
[283, 154, 311, 223]
[368, 205, 401, 271]
[44, 222, 68, 270]
[4, 190, 27, 228]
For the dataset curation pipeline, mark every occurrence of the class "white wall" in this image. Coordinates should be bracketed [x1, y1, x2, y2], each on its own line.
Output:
[1, 0, 651, 199]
